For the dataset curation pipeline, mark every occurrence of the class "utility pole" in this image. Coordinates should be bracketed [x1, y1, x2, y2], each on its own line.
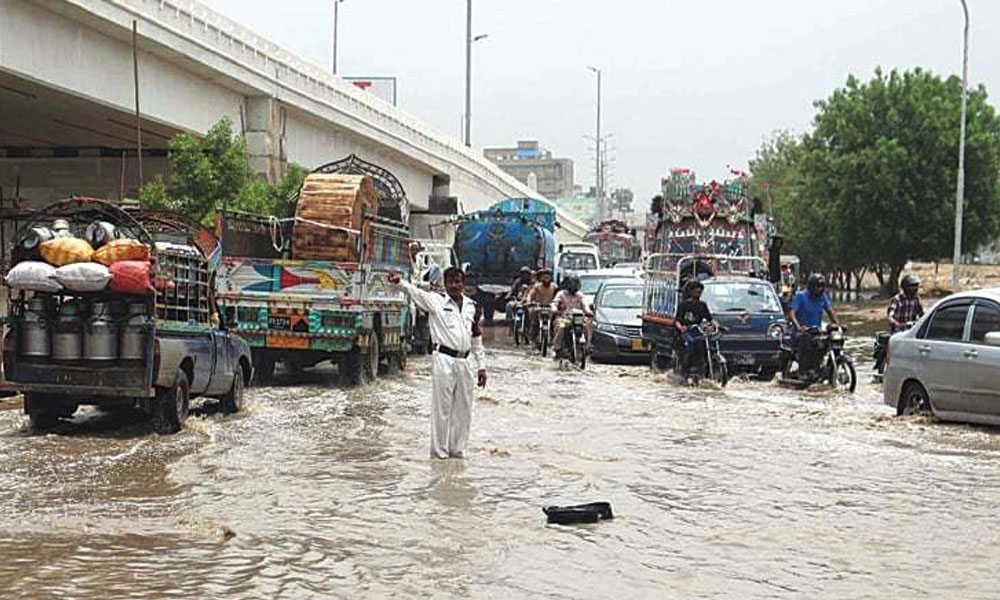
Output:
[588, 67, 603, 217]
[464, 0, 472, 147]
[332, 0, 345, 75]
[952, 0, 970, 287]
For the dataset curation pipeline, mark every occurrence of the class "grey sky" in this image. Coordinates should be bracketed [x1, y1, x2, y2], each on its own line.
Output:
[200, 0, 1000, 205]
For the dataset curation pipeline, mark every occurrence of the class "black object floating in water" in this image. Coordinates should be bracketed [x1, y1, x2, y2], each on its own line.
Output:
[543, 502, 614, 525]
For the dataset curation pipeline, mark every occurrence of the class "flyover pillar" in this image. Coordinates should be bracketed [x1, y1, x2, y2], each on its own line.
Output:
[244, 97, 284, 182]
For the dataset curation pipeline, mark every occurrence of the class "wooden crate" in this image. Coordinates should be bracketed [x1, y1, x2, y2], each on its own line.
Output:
[291, 174, 377, 262]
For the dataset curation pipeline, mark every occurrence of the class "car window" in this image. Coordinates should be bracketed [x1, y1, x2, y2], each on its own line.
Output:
[559, 253, 597, 270]
[925, 304, 970, 341]
[580, 276, 633, 295]
[970, 303, 1000, 343]
[702, 281, 782, 313]
[598, 286, 644, 309]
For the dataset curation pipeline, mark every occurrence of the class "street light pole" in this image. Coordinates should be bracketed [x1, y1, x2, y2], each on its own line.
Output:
[332, 0, 345, 75]
[464, 0, 472, 146]
[952, 0, 970, 287]
[588, 67, 603, 218]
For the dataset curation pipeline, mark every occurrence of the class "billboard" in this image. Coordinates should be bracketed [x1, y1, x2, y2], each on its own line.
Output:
[343, 77, 398, 106]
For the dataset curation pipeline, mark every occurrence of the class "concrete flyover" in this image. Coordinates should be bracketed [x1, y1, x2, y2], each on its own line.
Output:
[0, 0, 587, 241]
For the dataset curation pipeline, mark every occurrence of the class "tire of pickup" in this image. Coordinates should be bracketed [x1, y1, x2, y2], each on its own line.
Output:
[153, 368, 190, 434]
[24, 392, 76, 430]
[220, 364, 246, 414]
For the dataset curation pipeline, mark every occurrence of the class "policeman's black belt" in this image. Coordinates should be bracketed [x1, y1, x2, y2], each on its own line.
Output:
[434, 344, 470, 359]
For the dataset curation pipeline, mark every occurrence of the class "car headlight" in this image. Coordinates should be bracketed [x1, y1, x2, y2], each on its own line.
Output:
[595, 322, 615, 332]
[767, 323, 785, 339]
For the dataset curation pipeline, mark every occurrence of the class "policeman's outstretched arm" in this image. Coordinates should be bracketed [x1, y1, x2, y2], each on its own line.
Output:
[387, 271, 438, 313]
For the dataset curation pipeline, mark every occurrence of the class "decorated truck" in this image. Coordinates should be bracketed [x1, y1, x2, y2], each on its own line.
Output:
[641, 169, 787, 377]
[584, 219, 642, 268]
[1, 198, 251, 433]
[454, 197, 556, 322]
[216, 157, 411, 386]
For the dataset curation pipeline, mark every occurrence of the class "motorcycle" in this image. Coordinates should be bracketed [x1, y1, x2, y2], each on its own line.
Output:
[780, 324, 857, 392]
[509, 301, 528, 346]
[536, 304, 554, 357]
[872, 321, 914, 383]
[674, 321, 729, 387]
[558, 309, 589, 370]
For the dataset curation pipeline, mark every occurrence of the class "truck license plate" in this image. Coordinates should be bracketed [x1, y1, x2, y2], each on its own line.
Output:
[268, 315, 291, 330]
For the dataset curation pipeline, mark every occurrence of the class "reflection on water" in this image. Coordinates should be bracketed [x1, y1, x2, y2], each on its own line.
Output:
[1, 336, 1000, 598]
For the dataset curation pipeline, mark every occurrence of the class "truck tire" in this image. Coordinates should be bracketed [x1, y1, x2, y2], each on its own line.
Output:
[220, 364, 246, 414]
[381, 344, 407, 376]
[153, 368, 190, 434]
[340, 339, 378, 387]
[24, 392, 76, 430]
[252, 355, 275, 385]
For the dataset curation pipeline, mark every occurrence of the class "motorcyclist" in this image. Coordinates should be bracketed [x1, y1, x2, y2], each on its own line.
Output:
[888, 274, 924, 332]
[505, 266, 534, 321]
[788, 273, 841, 377]
[674, 280, 715, 378]
[551, 275, 593, 357]
[525, 268, 557, 340]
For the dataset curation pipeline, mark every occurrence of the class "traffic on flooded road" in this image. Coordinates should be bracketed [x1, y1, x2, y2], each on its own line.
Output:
[1, 330, 999, 599]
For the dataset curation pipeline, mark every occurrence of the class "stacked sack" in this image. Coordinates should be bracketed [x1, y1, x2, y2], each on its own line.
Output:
[4, 223, 154, 296]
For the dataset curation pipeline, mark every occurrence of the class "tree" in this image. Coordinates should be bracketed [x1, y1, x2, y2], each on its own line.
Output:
[140, 117, 306, 225]
[755, 68, 1000, 292]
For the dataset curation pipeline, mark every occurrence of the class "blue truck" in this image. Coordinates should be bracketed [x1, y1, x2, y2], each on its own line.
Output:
[454, 197, 556, 323]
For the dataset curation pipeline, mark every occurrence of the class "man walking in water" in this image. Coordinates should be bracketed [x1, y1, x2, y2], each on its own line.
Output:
[388, 267, 487, 459]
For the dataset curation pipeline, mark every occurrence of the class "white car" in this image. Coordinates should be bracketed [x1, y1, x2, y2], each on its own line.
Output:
[883, 288, 1000, 423]
[578, 269, 642, 309]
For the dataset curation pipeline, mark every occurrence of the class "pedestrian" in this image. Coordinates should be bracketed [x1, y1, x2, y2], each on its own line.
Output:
[388, 267, 487, 459]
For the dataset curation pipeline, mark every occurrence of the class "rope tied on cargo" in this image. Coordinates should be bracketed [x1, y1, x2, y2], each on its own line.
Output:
[265, 216, 361, 253]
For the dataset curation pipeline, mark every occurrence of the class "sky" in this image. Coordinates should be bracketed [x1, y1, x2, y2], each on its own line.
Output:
[200, 0, 1000, 206]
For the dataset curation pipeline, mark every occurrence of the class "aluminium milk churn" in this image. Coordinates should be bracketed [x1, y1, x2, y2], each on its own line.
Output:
[120, 301, 151, 361]
[19, 295, 53, 359]
[84, 301, 119, 362]
[51, 300, 85, 362]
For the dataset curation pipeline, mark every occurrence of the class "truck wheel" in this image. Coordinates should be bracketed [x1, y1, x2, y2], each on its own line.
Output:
[252, 355, 275, 385]
[340, 341, 378, 387]
[220, 365, 246, 414]
[382, 344, 407, 376]
[153, 368, 190, 434]
[365, 336, 380, 381]
[650, 350, 672, 373]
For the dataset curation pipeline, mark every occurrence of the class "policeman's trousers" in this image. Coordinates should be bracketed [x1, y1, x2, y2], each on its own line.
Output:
[430, 352, 475, 459]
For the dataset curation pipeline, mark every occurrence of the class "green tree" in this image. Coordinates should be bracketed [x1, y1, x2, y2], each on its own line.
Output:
[140, 117, 306, 224]
[756, 68, 1000, 292]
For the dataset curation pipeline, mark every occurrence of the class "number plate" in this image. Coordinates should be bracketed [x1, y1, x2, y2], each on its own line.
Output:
[268, 315, 291, 330]
[631, 339, 648, 351]
[731, 353, 756, 365]
[266, 335, 308, 349]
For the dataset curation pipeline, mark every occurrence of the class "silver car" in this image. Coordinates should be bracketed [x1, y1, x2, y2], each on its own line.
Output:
[883, 288, 1000, 423]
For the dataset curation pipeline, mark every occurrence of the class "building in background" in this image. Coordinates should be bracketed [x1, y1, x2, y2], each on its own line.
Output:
[484, 141, 574, 200]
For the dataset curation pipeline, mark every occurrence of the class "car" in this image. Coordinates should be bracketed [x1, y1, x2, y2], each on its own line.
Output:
[578, 269, 641, 309]
[883, 288, 1000, 423]
[701, 276, 787, 379]
[591, 282, 649, 362]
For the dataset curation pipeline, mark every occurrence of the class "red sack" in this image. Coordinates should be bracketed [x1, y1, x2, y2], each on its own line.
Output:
[108, 260, 155, 295]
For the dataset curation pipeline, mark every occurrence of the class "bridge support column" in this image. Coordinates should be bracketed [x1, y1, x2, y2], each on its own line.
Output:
[410, 174, 458, 242]
[244, 97, 284, 182]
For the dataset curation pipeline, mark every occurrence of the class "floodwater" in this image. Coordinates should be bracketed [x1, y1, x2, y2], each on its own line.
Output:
[2, 332, 1000, 599]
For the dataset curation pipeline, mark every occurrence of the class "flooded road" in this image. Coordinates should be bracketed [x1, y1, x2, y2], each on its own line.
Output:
[2, 332, 1000, 599]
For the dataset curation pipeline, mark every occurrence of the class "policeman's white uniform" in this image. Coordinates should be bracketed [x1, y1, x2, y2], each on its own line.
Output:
[395, 281, 485, 459]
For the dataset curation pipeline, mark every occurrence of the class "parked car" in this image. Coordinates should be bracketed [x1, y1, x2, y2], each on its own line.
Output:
[883, 288, 1000, 423]
[591, 282, 649, 362]
[702, 276, 787, 379]
[578, 269, 641, 309]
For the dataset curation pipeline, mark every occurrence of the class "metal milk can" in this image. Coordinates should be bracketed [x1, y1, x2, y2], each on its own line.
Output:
[19, 295, 53, 359]
[84, 301, 119, 362]
[51, 300, 84, 362]
[120, 301, 151, 361]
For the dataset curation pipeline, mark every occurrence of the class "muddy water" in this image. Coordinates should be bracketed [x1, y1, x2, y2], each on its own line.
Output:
[2, 332, 1000, 599]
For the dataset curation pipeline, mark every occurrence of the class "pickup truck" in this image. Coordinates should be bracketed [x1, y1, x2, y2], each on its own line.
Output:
[0, 199, 252, 433]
